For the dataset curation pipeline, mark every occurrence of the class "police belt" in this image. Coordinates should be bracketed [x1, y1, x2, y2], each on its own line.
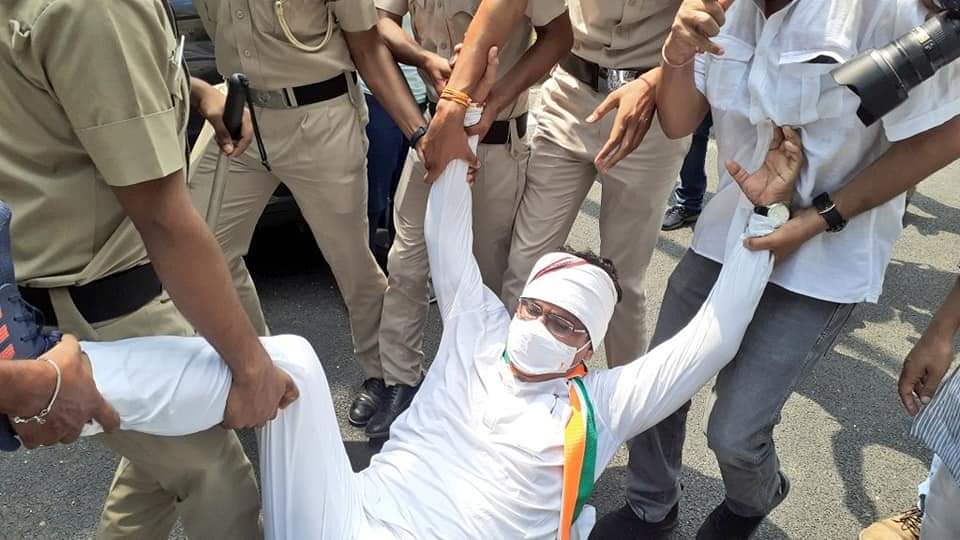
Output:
[559, 52, 655, 94]
[427, 102, 527, 145]
[247, 72, 356, 109]
[19, 263, 163, 326]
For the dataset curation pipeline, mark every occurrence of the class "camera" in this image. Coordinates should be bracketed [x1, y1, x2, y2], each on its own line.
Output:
[832, 0, 960, 126]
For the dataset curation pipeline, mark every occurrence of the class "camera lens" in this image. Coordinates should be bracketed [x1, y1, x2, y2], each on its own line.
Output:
[832, 12, 960, 125]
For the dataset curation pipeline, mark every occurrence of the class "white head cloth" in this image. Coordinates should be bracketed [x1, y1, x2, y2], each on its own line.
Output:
[519, 252, 618, 346]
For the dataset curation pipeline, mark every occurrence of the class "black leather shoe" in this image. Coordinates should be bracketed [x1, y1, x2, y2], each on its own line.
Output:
[348, 378, 385, 427]
[662, 204, 701, 231]
[365, 380, 422, 439]
[696, 473, 791, 540]
[589, 502, 679, 540]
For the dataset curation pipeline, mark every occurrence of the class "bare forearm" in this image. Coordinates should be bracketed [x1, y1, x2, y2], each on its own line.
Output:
[348, 29, 425, 138]
[657, 61, 709, 139]
[929, 275, 960, 338]
[833, 115, 960, 220]
[445, 0, 527, 96]
[376, 11, 430, 68]
[487, 14, 572, 114]
[114, 172, 267, 380]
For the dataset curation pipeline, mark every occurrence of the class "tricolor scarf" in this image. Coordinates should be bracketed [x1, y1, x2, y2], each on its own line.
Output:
[502, 354, 598, 540]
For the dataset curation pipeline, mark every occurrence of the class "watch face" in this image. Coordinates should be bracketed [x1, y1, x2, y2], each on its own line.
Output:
[768, 203, 790, 226]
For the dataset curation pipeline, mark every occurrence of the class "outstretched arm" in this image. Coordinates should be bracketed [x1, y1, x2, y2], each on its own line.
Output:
[423, 49, 501, 322]
[587, 126, 803, 442]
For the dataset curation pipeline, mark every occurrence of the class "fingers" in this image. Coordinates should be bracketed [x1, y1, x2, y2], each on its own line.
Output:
[232, 110, 254, 157]
[586, 91, 620, 124]
[744, 232, 775, 252]
[702, 0, 728, 27]
[280, 374, 300, 410]
[781, 125, 802, 159]
[95, 398, 122, 433]
[725, 159, 751, 187]
[471, 46, 500, 104]
[599, 117, 651, 172]
[899, 368, 921, 416]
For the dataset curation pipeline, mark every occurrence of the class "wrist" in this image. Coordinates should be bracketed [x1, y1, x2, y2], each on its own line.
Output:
[662, 40, 694, 69]
[228, 348, 272, 385]
[12, 360, 58, 417]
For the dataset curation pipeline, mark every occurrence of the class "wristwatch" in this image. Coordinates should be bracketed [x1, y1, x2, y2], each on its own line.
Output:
[754, 202, 791, 228]
[813, 192, 847, 232]
[408, 125, 429, 150]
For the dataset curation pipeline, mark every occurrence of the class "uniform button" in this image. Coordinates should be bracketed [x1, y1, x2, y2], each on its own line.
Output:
[236, 10, 245, 19]
[439, 43, 448, 51]
[243, 49, 252, 57]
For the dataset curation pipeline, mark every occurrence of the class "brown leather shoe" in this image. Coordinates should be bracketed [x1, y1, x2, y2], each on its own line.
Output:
[859, 506, 922, 540]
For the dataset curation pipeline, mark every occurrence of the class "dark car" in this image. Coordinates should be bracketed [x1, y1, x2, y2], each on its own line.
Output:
[170, 0, 301, 228]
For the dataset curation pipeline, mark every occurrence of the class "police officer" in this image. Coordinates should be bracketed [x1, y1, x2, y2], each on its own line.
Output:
[365, 0, 571, 438]
[188, 0, 431, 414]
[0, 1, 297, 538]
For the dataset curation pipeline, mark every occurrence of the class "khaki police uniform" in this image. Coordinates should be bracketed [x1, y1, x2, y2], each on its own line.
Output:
[189, 0, 388, 377]
[0, 1, 260, 538]
[501, 0, 690, 367]
[374, 0, 567, 387]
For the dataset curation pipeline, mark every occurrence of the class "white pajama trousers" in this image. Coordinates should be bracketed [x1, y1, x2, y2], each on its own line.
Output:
[80, 335, 369, 539]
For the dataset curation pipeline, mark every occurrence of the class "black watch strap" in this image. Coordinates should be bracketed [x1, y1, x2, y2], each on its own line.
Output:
[408, 125, 428, 149]
[813, 193, 847, 232]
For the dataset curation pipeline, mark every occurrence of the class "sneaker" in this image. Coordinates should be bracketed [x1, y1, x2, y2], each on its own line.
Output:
[348, 378, 386, 427]
[0, 200, 60, 452]
[0, 201, 60, 360]
[859, 506, 922, 540]
[696, 473, 791, 540]
[662, 205, 701, 231]
[365, 379, 422, 439]
[589, 502, 679, 540]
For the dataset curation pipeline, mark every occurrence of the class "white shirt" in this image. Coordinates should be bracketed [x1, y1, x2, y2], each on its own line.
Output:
[692, 0, 960, 303]
[356, 114, 778, 539]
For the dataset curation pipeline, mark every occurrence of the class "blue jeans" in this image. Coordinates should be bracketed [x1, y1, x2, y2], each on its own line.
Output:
[364, 94, 417, 236]
[673, 114, 712, 212]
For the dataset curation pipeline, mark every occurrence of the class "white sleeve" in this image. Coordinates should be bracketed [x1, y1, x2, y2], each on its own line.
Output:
[585, 214, 776, 443]
[423, 109, 502, 322]
[881, 3, 960, 141]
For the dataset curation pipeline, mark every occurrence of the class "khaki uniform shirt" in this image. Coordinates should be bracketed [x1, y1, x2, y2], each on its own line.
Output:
[570, 0, 681, 69]
[376, 0, 568, 120]
[194, 0, 378, 91]
[0, 0, 189, 287]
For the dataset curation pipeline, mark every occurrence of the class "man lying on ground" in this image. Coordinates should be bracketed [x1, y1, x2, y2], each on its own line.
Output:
[6, 52, 803, 540]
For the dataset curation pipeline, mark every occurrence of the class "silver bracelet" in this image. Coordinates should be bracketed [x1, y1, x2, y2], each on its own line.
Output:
[12, 358, 62, 425]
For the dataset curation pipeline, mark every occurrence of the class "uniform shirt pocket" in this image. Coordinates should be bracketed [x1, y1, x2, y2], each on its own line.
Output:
[704, 35, 754, 111]
[270, 0, 333, 48]
[774, 50, 852, 125]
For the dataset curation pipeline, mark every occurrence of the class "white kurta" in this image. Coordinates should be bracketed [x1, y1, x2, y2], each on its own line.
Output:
[79, 114, 777, 539]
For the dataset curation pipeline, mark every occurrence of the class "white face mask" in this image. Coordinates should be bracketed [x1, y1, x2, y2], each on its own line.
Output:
[505, 317, 590, 377]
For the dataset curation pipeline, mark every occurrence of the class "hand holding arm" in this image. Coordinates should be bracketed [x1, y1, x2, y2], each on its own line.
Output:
[745, 115, 960, 261]
[420, 0, 528, 183]
[5, 336, 120, 448]
[112, 173, 298, 429]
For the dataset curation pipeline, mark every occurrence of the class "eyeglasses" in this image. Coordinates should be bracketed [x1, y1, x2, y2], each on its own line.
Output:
[518, 298, 588, 339]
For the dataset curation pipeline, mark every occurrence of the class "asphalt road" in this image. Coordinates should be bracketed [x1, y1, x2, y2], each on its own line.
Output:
[0, 144, 957, 539]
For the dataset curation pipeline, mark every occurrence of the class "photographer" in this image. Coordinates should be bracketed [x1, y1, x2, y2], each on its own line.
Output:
[592, 0, 960, 538]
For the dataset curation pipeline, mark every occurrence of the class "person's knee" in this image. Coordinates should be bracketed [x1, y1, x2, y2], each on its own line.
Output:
[706, 415, 774, 469]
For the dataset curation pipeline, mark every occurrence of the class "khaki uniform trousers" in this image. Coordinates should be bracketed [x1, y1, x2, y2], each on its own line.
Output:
[188, 90, 387, 379]
[501, 66, 691, 365]
[379, 125, 529, 386]
[42, 288, 261, 539]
